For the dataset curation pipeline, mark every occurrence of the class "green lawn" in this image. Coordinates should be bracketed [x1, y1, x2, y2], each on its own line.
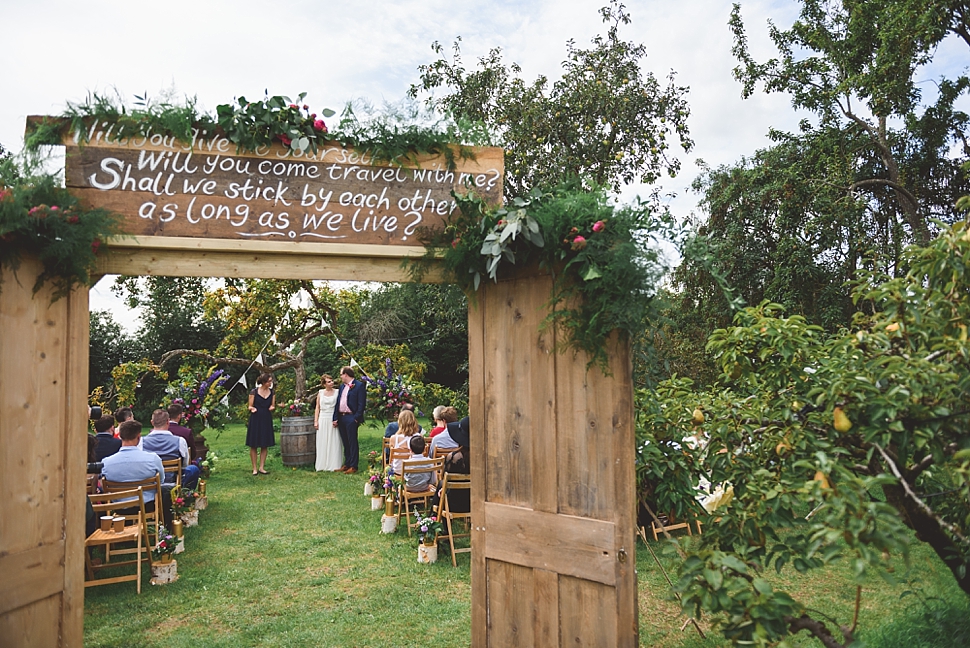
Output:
[83, 423, 970, 647]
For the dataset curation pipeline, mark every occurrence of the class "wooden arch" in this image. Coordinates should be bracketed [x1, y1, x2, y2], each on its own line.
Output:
[1, 131, 637, 647]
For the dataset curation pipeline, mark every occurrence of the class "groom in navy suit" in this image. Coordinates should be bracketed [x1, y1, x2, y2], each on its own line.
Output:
[332, 366, 366, 473]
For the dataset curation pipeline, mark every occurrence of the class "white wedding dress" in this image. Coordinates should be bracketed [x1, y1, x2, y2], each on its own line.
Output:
[315, 390, 343, 471]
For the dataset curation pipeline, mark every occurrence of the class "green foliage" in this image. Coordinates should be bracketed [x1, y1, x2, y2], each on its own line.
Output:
[114, 276, 224, 361]
[25, 90, 478, 171]
[215, 92, 334, 153]
[0, 162, 121, 300]
[413, 184, 667, 370]
[352, 283, 468, 390]
[410, 1, 692, 196]
[411, 381, 468, 419]
[349, 343, 426, 383]
[642, 223, 970, 646]
[89, 310, 141, 392]
[729, 0, 969, 246]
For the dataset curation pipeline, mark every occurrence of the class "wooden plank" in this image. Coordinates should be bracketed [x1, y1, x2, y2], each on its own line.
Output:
[62, 136, 502, 248]
[62, 287, 89, 646]
[93, 247, 440, 283]
[483, 502, 616, 586]
[534, 569, 560, 647]
[0, 542, 66, 616]
[481, 279, 519, 504]
[0, 594, 61, 648]
[606, 334, 638, 648]
[559, 575, 618, 648]
[0, 258, 63, 555]
[105, 235, 433, 257]
[485, 560, 535, 648]
[527, 273, 559, 514]
[468, 290, 488, 648]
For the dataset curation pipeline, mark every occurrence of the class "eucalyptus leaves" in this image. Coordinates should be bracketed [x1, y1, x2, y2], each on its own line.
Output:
[414, 184, 666, 369]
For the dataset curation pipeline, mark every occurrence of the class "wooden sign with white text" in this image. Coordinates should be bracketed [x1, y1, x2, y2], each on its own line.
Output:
[60, 127, 503, 246]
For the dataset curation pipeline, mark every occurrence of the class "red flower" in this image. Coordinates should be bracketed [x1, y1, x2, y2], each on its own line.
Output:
[91, 239, 101, 254]
[592, 220, 605, 232]
[289, 103, 299, 109]
[451, 238, 461, 248]
[67, 215, 79, 224]
[278, 134, 292, 147]
[571, 235, 587, 251]
[50, 205, 59, 211]
[313, 119, 327, 132]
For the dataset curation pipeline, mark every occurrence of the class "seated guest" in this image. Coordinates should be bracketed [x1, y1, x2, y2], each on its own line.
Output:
[384, 403, 424, 463]
[93, 415, 122, 461]
[428, 407, 461, 457]
[389, 410, 420, 475]
[449, 416, 471, 452]
[429, 406, 446, 438]
[102, 419, 173, 527]
[113, 407, 133, 439]
[141, 409, 201, 490]
[166, 403, 196, 461]
[402, 435, 437, 492]
[384, 402, 424, 438]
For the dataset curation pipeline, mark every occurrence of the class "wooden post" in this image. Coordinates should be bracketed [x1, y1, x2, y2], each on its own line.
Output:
[0, 257, 88, 647]
[468, 269, 638, 647]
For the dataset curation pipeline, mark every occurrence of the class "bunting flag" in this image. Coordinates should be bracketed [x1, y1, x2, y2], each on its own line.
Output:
[321, 320, 330, 329]
[256, 353, 265, 366]
[238, 373, 248, 388]
[219, 394, 230, 406]
[349, 358, 359, 368]
[334, 339, 343, 349]
[269, 333, 277, 344]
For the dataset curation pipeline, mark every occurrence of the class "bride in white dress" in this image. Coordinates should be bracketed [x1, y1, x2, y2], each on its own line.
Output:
[314, 374, 343, 471]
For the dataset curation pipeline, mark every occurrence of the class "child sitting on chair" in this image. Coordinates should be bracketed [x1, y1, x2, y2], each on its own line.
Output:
[402, 436, 437, 492]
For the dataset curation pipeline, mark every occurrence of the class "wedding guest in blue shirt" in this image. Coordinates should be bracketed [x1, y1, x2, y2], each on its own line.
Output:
[102, 419, 173, 526]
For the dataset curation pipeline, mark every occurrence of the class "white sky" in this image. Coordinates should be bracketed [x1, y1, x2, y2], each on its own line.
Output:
[1, 0, 964, 329]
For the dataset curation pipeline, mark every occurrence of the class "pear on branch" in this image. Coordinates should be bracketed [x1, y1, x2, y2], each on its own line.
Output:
[833, 406, 852, 433]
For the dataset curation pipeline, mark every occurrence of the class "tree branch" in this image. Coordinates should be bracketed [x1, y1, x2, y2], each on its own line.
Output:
[785, 614, 848, 648]
[849, 178, 919, 211]
[874, 443, 970, 548]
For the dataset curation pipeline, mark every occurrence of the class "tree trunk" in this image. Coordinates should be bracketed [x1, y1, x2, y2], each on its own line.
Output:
[293, 339, 308, 401]
[882, 482, 970, 595]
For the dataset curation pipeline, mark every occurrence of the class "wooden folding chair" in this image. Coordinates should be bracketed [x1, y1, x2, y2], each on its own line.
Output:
[381, 437, 392, 470]
[388, 446, 411, 475]
[86, 474, 99, 494]
[397, 456, 445, 536]
[161, 457, 182, 491]
[436, 472, 472, 567]
[85, 487, 152, 593]
[102, 474, 164, 546]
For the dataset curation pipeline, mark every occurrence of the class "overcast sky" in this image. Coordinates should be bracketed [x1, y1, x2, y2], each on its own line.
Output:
[1, 0, 964, 329]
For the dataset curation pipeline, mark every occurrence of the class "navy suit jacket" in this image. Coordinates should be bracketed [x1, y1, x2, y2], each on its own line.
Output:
[333, 379, 366, 423]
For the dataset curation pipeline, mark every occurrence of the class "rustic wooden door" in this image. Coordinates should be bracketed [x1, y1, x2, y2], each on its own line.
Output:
[0, 258, 88, 647]
[468, 270, 637, 647]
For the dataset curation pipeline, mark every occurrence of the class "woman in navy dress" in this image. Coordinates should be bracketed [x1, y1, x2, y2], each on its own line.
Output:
[246, 373, 276, 475]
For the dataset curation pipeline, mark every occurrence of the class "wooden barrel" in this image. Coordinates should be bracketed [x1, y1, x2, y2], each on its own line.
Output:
[280, 416, 316, 467]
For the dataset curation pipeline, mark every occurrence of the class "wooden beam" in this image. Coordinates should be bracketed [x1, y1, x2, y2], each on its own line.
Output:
[483, 502, 617, 586]
[95, 236, 444, 282]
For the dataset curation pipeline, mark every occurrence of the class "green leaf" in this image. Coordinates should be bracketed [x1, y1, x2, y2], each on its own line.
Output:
[582, 264, 603, 281]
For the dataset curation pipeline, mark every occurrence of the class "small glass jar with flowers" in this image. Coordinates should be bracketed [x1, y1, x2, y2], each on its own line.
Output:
[152, 526, 178, 564]
[172, 488, 200, 526]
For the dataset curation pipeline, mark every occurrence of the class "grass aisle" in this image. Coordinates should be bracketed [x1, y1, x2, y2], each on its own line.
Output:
[84, 423, 471, 648]
[84, 422, 970, 647]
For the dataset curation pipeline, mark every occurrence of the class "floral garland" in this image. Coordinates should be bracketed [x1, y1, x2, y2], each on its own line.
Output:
[410, 184, 666, 370]
[0, 166, 120, 299]
[25, 91, 480, 168]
